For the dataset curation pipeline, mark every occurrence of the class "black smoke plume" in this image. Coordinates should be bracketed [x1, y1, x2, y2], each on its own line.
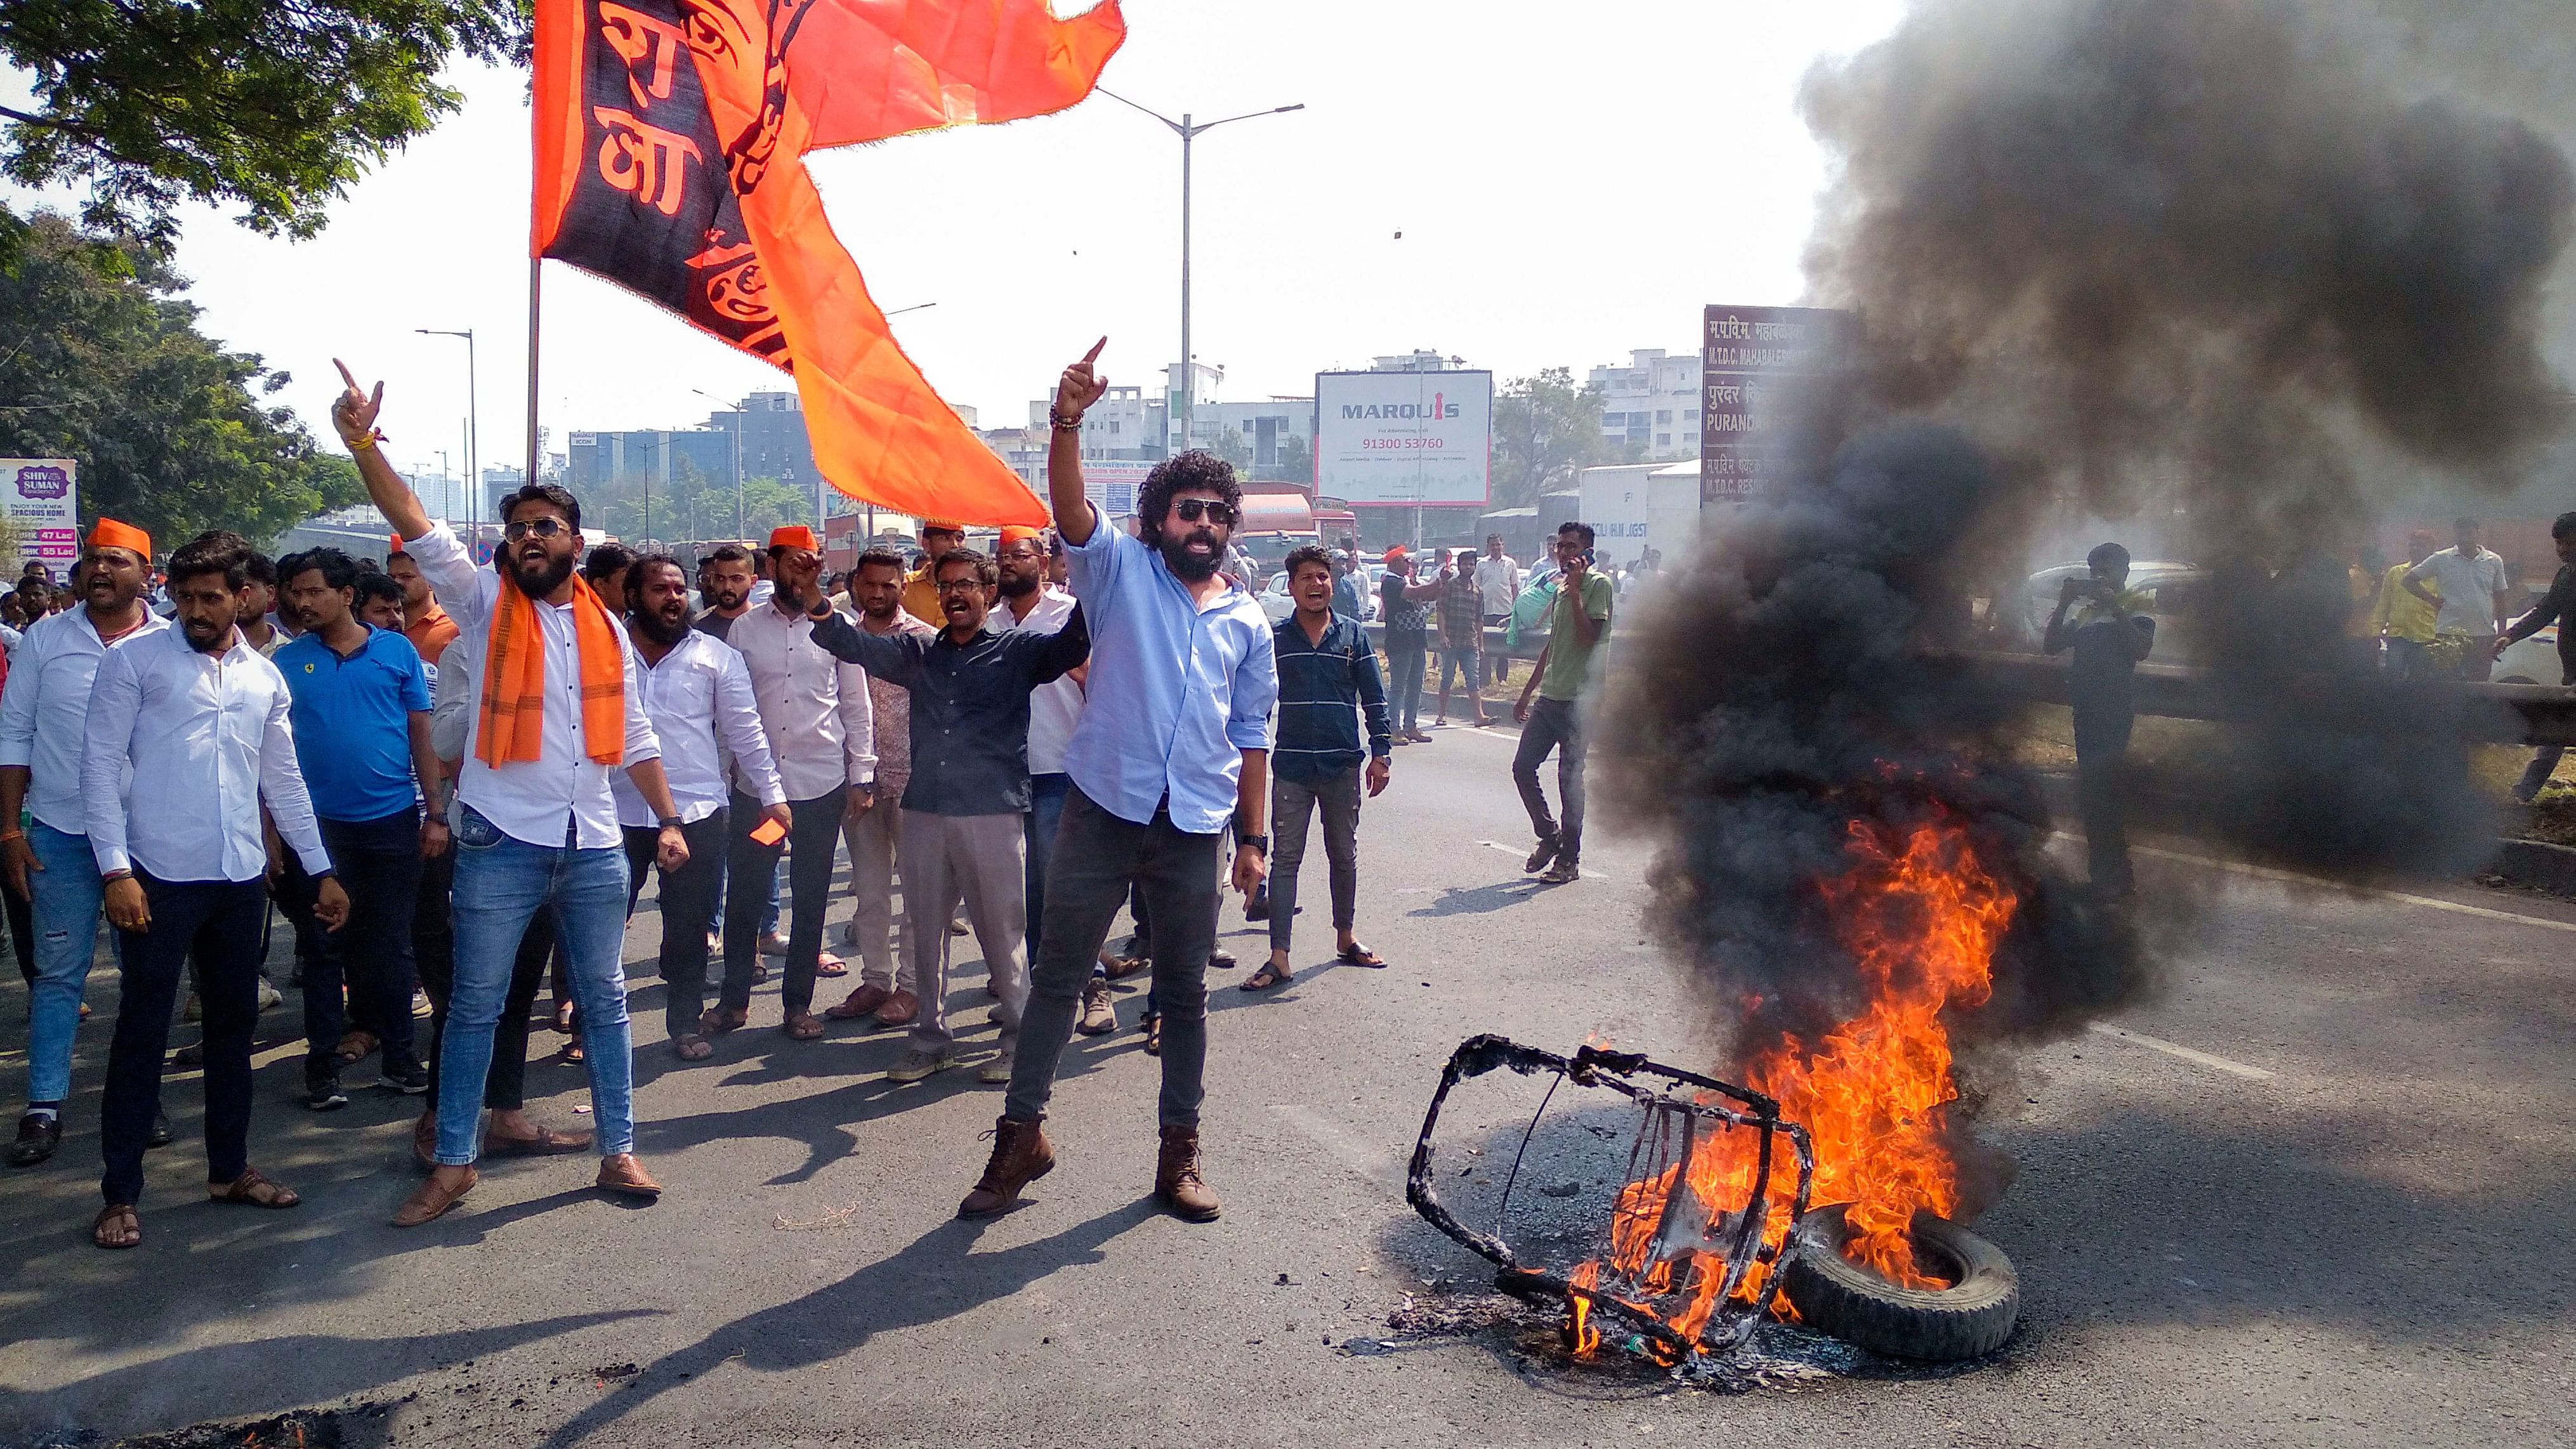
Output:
[1600, 0, 2573, 1080]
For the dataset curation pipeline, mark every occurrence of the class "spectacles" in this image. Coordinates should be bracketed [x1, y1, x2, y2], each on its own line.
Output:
[1174, 499, 1237, 526]
[504, 518, 570, 540]
[935, 577, 987, 594]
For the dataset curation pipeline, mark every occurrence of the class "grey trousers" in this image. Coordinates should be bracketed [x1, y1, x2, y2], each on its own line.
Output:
[1006, 787, 1221, 1129]
[1272, 767, 1360, 953]
[1513, 695, 1588, 862]
[900, 810, 1029, 1052]
[844, 796, 914, 993]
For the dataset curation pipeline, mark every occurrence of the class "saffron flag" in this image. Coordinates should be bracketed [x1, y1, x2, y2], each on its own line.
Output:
[531, 0, 1126, 527]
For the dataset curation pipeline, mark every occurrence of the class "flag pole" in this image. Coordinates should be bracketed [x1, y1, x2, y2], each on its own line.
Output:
[525, 256, 543, 525]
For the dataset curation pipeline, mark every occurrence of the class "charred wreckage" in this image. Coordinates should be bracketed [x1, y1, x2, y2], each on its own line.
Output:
[1407, 1036, 2020, 1370]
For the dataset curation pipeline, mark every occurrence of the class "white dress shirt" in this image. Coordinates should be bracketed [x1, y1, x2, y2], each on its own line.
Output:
[991, 585, 1082, 775]
[404, 525, 662, 849]
[612, 628, 785, 828]
[1476, 554, 1522, 615]
[0, 605, 172, 835]
[82, 625, 331, 884]
[726, 600, 876, 802]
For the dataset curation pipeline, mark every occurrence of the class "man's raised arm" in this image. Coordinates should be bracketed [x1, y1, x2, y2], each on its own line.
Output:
[1048, 339, 1110, 545]
[331, 358, 431, 541]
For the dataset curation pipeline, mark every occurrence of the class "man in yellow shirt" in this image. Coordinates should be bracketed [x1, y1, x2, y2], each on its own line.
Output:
[901, 518, 967, 627]
[2371, 527, 2441, 678]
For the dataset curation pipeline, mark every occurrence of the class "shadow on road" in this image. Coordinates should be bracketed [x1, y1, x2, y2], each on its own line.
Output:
[0, 1310, 656, 1443]
[530, 1200, 1161, 1448]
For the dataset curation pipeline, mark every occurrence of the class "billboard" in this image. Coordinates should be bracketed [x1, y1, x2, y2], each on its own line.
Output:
[1699, 306, 1855, 505]
[1084, 461, 1151, 524]
[0, 460, 79, 577]
[1313, 370, 1492, 506]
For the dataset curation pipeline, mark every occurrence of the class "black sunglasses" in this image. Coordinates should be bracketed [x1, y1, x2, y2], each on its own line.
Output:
[504, 518, 570, 539]
[1174, 499, 1237, 526]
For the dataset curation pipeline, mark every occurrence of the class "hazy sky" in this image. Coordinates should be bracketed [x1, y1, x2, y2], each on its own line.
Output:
[32, 0, 1909, 488]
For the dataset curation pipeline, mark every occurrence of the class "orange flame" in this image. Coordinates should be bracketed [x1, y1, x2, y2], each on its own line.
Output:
[1562, 810, 2016, 1352]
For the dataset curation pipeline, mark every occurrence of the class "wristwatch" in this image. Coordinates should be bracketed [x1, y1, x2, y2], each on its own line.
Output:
[658, 815, 685, 830]
[1237, 833, 1269, 855]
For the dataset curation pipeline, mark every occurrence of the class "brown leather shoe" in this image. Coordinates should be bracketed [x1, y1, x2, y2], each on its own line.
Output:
[825, 983, 891, 1020]
[393, 1165, 478, 1227]
[956, 1115, 1054, 1219]
[1154, 1125, 1221, 1222]
[873, 990, 919, 1028]
[596, 1153, 662, 1200]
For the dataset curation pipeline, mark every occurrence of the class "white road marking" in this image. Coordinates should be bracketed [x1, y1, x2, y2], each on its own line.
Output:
[2054, 833, 2576, 936]
[2085, 1021, 2277, 1081]
[1270, 1104, 1404, 1191]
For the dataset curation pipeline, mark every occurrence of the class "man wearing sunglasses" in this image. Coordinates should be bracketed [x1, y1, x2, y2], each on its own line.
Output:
[331, 361, 693, 1226]
[954, 339, 1278, 1225]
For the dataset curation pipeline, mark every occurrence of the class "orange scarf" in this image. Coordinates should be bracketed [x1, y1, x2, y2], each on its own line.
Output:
[475, 572, 626, 768]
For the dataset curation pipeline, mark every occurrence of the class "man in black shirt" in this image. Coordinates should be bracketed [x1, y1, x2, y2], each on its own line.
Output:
[2044, 541, 2156, 897]
[786, 547, 1090, 1084]
[2494, 511, 2576, 801]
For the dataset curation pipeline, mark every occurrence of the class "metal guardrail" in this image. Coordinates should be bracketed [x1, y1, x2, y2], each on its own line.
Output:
[1938, 650, 2576, 746]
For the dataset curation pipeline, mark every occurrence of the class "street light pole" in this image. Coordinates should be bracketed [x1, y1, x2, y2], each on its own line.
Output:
[690, 387, 745, 542]
[1098, 91, 1304, 458]
[417, 329, 477, 531]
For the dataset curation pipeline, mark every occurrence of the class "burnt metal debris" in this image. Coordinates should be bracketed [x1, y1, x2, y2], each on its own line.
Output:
[1406, 1034, 1817, 1362]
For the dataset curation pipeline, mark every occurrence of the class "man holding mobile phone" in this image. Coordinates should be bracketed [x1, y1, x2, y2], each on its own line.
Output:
[1514, 522, 1613, 884]
[2043, 541, 2156, 898]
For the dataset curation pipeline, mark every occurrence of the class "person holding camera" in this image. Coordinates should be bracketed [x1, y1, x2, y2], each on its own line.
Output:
[2044, 541, 2157, 898]
[1513, 521, 1613, 885]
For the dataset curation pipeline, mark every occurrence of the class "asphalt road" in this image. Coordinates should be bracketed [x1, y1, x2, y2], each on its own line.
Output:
[1, 716, 2572, 1448]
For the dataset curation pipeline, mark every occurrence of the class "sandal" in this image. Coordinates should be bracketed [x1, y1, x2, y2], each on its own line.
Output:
[700, 1006, 748, 1035]
[783, 1012, 825, 1041]
[558, 1039, 586, 1064]
[671, 1033, 713, 1061]
[93, 1203, 141, 1250]
[552, 1001, 575, 1033]
[334, 1030, 379, 1065]
[209, 1167, 301, 1209]
[1240, 963, 1291, 991]
[815, 954, 848, 979]
[1336, 942, 1388, 969]
[1141, 1015, 1162, 1056]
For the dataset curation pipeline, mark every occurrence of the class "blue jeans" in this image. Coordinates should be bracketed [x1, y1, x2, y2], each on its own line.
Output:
[1384, 635, 1427, 733]
[1025, 773, 1072, 961]
[25, 821, 106, 1105]
[439, 805, 635, 1164]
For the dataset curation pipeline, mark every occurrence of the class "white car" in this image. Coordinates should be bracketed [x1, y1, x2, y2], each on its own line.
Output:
[2015, 561, 2208, 656]
[2494, 625, 2563, 686]
[1258, 570, 1297, 624]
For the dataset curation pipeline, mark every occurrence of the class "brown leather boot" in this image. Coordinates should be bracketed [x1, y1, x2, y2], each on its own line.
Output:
[1153, 1124, 1221, 1222]
[956, 1115, 1054, 1219]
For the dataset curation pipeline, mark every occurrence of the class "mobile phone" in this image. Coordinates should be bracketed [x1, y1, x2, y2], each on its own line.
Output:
[749, 817, 787, 846]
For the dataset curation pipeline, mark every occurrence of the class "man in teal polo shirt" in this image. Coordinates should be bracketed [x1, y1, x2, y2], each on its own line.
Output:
[276, 548, 444, 1107]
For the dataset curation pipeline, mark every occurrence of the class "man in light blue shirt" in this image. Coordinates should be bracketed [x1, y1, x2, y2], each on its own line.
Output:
[962, 339, 1278, 1226]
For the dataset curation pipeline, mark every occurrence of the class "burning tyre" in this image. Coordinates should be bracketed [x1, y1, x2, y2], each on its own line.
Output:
[1781, 1202, 2018, 1361]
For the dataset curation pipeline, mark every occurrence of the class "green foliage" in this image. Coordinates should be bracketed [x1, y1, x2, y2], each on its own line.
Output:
[1491, 367, 1618, 508]
[1, 1, 530, 259]
[1273, 433, 1313, 485]
[591, 463, 812, 549]
[1213, 426, 1252, 472]
[0, 213, 363, 548]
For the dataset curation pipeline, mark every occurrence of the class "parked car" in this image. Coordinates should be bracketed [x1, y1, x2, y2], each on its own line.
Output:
[1258, 570, 1296, 624]
[2013, 561, 2208, 659]
[2494, 625, 2563, 685]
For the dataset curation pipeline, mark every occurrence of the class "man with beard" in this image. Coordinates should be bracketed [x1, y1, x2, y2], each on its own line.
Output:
[332, 360, 690, 1225]
[388, 543, 459, 664]
[714, 526, 872, 1043]
[695, 544, 758, 642]
[274, 548, 441, 1106]
[83, 531, 350, 1249]
[0, 520, 171, 1167]
[823, 547, 935, 1028]
[794, 544, 1088, 1084]
[903, 519, 966, 627]
[355, 572, 407, 634]
[956, 339, 1275, 1224]
[615, 554, 790, 1061]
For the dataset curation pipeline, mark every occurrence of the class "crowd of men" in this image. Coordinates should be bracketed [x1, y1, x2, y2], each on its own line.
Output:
[0, 343, 1607, 1250]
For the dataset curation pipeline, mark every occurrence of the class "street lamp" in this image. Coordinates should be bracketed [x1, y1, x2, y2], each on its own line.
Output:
[416, 329, 477, 534]
[1097, 91, 1304, 457]
[688, 386, 746, 542]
